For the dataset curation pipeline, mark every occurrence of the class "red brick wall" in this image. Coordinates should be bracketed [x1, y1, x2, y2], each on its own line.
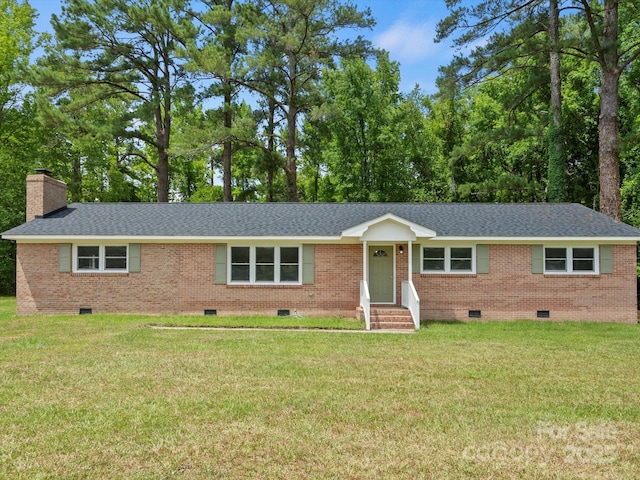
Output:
[16, 243, 362, 317]
[411, 244, 638, 323]
[26, 174, 68, 222]
[15, 242, 638, 322]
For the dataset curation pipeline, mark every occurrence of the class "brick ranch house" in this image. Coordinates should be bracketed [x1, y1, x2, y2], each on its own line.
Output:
[2, 171, 640, 329]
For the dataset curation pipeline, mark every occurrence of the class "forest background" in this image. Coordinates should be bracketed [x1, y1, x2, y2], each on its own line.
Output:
[1, 0, 640, 294]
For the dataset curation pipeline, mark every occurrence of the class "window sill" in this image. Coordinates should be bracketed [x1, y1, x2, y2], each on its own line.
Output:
[543, 273, 600, 277]
[419, 273, 477, 278]
[71, 272, 130, 277]
[226, 283, 303, 288]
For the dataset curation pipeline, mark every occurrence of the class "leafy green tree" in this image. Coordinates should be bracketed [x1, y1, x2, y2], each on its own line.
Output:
[35, 89, 146, 202]
[560, 54, 600, 207]
[321, 54, 401, 201]
[430, 65, 466, 200]
[185, 0, 256, 201]
[0, 0, 40, 294]
[0, 100, 49, 295]
[0, 0, 34, 103]
[547, 0, 565, 202]
[443, 66, 549, 202]
[620, 51, 640, 228]
[251, 66, 288, 202]
[571, 0, 640, 220]
[439, 0, 640, 219]
[34, 0, 197, 202]
[302, 53, 444, 202]
[246, 0, 374, 201]
[437, 0, 567, 202]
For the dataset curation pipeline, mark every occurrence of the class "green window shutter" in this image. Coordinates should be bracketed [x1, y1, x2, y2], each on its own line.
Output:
[531, 245, 544, 274]
[129, 244, 141, 272]
[58, 244, 71, 272]
[477, 244, 489, 274]
[412, 244, 421, 273]
[302, 244, 315, 284]
[600, 245, 613, 274]
[215, 244, 227, 284]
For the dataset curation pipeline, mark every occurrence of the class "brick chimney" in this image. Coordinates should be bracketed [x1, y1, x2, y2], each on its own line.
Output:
[26, 169, 68, 222]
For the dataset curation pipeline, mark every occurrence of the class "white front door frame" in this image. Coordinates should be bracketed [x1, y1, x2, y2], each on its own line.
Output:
[356, 217, 425, 306]
[367, 244, 396, 304]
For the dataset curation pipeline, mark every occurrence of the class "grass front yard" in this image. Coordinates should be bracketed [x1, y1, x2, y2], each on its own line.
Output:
[1, 297, 640, 479]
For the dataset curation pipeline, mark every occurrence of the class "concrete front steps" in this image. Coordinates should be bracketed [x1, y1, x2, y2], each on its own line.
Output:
[357, 306, 416, 331]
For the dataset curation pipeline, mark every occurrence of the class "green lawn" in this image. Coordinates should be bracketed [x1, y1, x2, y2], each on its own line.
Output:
[1, 297, 640, 479]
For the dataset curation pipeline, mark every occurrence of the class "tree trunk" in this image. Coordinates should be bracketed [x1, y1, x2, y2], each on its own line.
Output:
[266, 98, 276, 202]
[223, 84, 233, 202]
[222, 0, 234, 202]
[547, 0, 565, 203]
[70, 155, 82, 202]
[285, 104, 298, 202]
[598, 67, 621, 220]
[156, 94, 171, 203]
[284, 52, 299, 202]
[156, 148, 170, 203]
[598, 0, 621, 220]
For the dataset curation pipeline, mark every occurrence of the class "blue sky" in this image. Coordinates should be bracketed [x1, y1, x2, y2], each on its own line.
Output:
[29, 0, 455, 94]
[354, 0, 455, 93]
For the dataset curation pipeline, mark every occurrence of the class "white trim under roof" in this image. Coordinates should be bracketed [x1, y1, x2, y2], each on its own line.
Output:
[341, 213, 437, 240]
[429, 236, 640, 243]
[2, 234, 347, 244]
[3, 235, 640, 244]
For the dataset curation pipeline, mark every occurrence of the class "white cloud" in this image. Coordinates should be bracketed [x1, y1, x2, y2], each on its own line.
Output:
[375, 21, 438, 64]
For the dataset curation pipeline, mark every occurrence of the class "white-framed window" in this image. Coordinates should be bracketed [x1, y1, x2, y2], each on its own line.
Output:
[544, 246, 598, 274]
[74, 245, 128, 273]
[229, 246, 301, 284]
[422, 246, 475, 273]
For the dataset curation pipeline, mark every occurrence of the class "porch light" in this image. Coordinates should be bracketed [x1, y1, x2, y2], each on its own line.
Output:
[399, 246, 404, 254]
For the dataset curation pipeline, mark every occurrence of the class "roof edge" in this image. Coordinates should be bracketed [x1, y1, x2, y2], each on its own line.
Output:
[4, 234, 639, 244]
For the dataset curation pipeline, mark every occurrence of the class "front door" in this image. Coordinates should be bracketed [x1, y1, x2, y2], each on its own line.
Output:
[369, 246, 394, 303]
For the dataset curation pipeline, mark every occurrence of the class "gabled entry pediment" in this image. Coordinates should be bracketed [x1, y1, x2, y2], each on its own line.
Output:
[341, 213, 436, 242]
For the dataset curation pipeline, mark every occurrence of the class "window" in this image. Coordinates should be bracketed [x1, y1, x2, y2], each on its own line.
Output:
[77, 246, 100, 270]
[545, 247, 566, 271]
[256, 247, 275, 282]
[75, 245, 128, 272]
[105, 246, 127, 269]
[424, 247, 445, 271]
[280, 247, 300, 282]
[231, 247, 250, 282]
[451, 247, 473, 271]
[573, 248, 595, 272]
[229, 246, 300, 284]
[544, 246, 597, 274]
[422, 246, 475, 273]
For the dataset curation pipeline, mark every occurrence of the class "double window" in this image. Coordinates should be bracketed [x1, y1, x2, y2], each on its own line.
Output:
[544, 246, 597, 274]
[422, 246, 475, 273]
[75, 245, 128, 272]
[230, 246, 300, 284]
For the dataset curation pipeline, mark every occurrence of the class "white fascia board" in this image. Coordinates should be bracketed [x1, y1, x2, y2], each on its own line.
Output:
[428, 236, 640, 243]
[3, 234, 346, 244]
[341, 213, 436, 239]
[6, 234, 639, 244]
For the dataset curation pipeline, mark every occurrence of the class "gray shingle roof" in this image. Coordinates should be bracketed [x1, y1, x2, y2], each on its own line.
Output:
[3, 202, 640, 238]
